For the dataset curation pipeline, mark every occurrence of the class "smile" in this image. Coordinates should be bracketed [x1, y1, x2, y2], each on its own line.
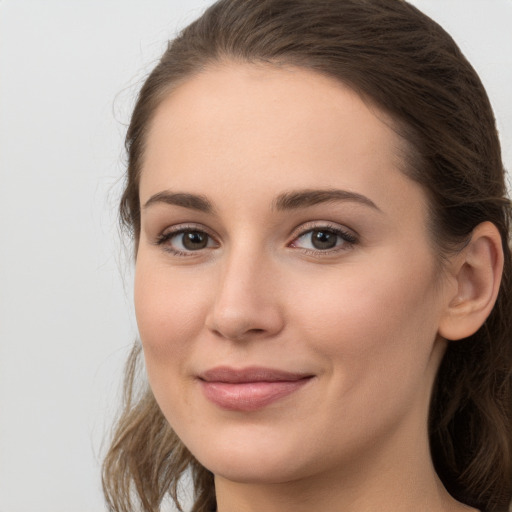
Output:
[197, 366, 315, 412]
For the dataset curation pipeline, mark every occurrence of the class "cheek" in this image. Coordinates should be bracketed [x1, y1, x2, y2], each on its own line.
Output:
[134, 257, 214, 423]
[134, 255, 209, 367]
[289, 254, 441, 384]
[281, 255, 443, 451]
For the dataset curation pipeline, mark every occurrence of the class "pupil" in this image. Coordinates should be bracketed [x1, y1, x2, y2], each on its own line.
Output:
[183, 231, 207, 250]
[312, 230, 337, 250]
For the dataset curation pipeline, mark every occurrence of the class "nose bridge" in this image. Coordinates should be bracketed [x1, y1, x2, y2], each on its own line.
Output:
[221, 239, 264, 296]
[206, 238, 283, 340]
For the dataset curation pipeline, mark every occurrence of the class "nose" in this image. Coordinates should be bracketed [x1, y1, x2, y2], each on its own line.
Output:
[205, 246, 285, 341]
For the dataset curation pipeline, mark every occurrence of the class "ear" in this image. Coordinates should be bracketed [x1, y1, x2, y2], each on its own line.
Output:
[438, 221, 504, 341]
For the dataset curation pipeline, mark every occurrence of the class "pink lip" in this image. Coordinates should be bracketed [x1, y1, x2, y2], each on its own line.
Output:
[198, 366, 314, 412]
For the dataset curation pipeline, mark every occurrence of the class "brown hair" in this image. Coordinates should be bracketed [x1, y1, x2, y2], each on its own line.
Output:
[102, 1, 512, 511]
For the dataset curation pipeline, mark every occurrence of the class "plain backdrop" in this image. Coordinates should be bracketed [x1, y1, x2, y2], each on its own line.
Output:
[0, 1, 511, 511]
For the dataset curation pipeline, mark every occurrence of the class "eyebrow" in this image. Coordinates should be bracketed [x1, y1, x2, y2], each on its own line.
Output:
[143, 191, 214, 213]
[273, 189, 381, 212]
[142, 188, 381, 214]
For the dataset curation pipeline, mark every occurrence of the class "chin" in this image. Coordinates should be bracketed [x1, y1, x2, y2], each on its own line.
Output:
[184, 429, 311, 484]
[202, 456, 304, 485]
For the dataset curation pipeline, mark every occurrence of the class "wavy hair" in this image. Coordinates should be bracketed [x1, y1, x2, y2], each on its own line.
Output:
[102, 1, 512, 511]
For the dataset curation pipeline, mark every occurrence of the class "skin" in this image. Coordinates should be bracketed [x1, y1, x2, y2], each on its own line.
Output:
[134, 63, 490, 512]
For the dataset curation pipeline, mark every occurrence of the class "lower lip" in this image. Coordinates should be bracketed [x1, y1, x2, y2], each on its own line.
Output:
[200, 378, 313, 412]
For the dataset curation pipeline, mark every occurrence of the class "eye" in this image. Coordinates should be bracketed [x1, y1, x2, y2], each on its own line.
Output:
[290, 226, 357, 252]
[156, 227, 217, 255]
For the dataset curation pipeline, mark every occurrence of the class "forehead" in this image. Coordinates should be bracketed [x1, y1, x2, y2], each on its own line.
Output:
[140, 63, 425, 222]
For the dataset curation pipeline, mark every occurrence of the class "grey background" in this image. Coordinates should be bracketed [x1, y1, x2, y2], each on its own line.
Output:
[0, 1, 511, 511]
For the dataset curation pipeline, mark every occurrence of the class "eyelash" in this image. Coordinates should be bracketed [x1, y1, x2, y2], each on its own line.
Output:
[154, 223, 358, 257]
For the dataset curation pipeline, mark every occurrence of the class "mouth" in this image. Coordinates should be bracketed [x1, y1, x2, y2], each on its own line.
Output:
[197, 366, 315, 412]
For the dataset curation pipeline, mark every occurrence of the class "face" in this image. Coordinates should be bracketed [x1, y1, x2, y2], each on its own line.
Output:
[135, 63, 450, 485]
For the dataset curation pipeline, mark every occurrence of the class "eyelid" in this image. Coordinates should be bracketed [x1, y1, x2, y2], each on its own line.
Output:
[289, 220, 358, 241]
[158, 222, 217, 239]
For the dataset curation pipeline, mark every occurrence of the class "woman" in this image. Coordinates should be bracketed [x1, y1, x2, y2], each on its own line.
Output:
[102, 1, 512, 511]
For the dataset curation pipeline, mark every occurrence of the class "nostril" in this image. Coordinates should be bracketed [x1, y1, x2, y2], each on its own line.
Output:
[205, 301, 285, 341]
[210, 326, 267, 341]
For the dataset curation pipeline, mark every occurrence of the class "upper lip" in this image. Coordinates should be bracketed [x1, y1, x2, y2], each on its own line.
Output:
[198, 366, 314, 383]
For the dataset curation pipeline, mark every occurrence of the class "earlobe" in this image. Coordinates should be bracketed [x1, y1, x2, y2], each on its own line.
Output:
[438, 221, 504, 341]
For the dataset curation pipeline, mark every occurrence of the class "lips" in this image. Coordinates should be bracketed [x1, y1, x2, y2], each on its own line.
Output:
[198, 366, 314, 411]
